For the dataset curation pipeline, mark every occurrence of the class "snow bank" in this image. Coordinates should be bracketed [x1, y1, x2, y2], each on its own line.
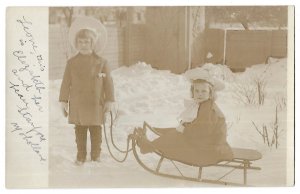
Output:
[49, 58, 289, 187]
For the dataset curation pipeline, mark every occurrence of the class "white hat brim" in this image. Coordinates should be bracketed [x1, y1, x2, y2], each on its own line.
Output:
[69, 16, 107, 55]
[185, 68, 225, 91]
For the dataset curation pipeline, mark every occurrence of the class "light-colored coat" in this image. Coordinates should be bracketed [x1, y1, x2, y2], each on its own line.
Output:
[59, 53, 114, 126]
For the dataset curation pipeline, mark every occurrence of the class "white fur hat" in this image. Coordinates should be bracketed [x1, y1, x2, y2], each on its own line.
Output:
[184, 67, 225, 91]
[69, 16, 107, 54]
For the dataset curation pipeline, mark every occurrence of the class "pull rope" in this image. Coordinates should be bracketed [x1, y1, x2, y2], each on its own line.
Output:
[103, 111, 132, 163]
[108, 111, 132, 153]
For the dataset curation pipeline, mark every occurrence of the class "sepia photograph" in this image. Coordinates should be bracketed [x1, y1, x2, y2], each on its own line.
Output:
[4, 3, 295, 190]
[48, 6, 293, 187]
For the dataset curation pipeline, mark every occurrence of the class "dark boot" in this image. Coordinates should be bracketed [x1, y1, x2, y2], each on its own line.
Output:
[135, 127, 154, 154]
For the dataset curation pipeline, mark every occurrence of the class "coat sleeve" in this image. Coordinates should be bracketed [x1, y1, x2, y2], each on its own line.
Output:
[59, 62, 71, 102]
[103, 61, 115, 102]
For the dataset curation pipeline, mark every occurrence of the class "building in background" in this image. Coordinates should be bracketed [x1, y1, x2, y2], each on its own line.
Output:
[49, 6, 288, 79]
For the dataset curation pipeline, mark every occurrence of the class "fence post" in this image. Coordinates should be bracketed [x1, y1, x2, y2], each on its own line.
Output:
[222, 29, 227, 65]
[186, 7, 193, 70]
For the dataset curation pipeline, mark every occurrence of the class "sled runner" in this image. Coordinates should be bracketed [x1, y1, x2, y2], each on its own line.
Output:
[131, 122, 262, 186]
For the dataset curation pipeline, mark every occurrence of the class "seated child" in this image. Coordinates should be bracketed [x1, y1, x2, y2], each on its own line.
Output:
[137, 68, 233, 166]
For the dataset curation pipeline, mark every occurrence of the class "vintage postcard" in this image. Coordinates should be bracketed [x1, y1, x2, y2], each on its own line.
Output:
[5, 6, 294, 188]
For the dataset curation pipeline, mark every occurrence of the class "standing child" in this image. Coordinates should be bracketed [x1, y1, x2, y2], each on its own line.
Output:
[59, 17, 115, 165]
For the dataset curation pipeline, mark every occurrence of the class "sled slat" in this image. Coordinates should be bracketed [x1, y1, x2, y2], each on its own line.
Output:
[215, 163, 261, 170]
[156, 156, 164, 172]
[232, 148, 262, 161]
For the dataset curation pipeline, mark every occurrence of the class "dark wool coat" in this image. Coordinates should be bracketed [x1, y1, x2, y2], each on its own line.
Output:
[59, 52, 115, 126]
[152, 100, 233, 166]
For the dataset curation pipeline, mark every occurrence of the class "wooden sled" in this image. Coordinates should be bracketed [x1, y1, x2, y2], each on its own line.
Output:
[131, 122, 262, 186]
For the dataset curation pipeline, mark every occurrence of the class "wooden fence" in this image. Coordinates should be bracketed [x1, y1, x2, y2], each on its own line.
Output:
[192, 29, 287, 70]
[50, 24, 288, 80]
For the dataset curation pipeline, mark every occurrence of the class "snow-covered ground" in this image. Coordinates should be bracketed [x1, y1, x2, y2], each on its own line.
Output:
[49, 58, 291, 187]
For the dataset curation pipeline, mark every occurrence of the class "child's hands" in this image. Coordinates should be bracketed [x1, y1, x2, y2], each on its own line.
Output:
[61, 102, 68, 117]
[176, 124, 185, 133]
[98, 72, 106, 78]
